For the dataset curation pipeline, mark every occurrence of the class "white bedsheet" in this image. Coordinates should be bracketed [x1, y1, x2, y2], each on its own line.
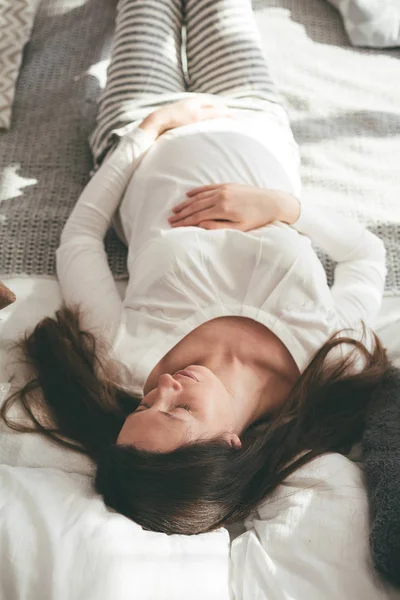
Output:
[0, 277, 399, 599]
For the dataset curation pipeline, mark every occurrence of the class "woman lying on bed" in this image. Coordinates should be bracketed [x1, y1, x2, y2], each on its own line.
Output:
[1, 0, 390, 535]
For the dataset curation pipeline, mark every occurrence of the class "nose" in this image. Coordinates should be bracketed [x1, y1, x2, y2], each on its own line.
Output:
[149, 374, 182, 411]
[157, 373, 182, 392]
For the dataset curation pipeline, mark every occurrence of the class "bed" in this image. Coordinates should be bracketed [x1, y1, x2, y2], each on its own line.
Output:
[1, 0, 400, 599]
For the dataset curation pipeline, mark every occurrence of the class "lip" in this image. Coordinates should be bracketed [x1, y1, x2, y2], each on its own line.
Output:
[175, 369, 198, 382]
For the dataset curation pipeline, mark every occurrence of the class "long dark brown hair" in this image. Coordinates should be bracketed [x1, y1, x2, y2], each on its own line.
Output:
[1, 307, 391, 535]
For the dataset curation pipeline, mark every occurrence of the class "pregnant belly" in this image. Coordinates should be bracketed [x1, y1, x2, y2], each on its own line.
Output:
[119, 130, 297, 255]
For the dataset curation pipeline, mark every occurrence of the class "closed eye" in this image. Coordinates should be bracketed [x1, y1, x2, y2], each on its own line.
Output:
[135, 403, 191, 413]
[134, 402, 191, 418]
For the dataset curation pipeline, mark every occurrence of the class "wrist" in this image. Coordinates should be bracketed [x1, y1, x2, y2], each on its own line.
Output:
[138, 112, 167, 140]
[273, 191, 301, 225]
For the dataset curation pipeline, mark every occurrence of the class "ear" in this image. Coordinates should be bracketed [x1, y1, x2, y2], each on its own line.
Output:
[222, 433, 242, 450]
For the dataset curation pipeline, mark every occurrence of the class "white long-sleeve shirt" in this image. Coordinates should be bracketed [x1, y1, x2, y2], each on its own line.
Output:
[56, 110, 386, 396]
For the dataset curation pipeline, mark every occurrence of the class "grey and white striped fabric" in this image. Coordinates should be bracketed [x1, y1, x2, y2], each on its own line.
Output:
[90, 0, 279, 167]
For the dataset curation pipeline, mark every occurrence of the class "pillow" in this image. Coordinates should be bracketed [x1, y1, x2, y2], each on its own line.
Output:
[0, 0, 39, 130]
[327, 0, 400, 48]
[0, 466, 231, 600]
[231, 453, 396, 599]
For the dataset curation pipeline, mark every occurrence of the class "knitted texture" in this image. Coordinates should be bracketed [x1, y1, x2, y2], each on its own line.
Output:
[0, 0, 37, 130]
[362, 368, 400, 588]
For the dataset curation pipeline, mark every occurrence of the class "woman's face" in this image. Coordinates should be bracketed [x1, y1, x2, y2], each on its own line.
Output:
[116, 365, 242, 452]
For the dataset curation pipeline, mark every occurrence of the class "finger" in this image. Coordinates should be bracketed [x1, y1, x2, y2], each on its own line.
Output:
[170, 207, 221, 228]
[169, 198, 215, 222]
[171, 198, 196, 214]
[172, 191, 216, 213]
[187, 185, 223, 197]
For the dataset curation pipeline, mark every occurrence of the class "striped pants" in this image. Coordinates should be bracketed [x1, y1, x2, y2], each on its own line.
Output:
[90, 0, 281, 167]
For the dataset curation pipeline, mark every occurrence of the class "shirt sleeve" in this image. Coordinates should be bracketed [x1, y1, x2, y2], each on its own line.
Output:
[56, 127, 154, 343]
[291, 204, 386, 327]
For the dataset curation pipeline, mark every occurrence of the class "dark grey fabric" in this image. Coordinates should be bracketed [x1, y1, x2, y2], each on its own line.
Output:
[362, 368, 400, 588]
[0, 0, 127, 278]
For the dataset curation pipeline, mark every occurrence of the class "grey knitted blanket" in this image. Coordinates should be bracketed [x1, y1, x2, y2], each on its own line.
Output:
[363, 368, 400, 588]
[0, 0, 399, 292]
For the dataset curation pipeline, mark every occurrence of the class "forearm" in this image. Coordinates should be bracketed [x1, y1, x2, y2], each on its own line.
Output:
[266, 188, 384, 265]
[291, 203, 386, 325]
[61, 126, 155, 244]
[270, 190, 383, 269]
[56, 241, 124, 342]
[292, 203, 385, 263]
[57, 124, 156, 340]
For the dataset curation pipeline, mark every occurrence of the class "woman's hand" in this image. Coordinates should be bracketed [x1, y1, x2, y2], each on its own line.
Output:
[139, 96, 233, 139]
[168, 184, 301, 231]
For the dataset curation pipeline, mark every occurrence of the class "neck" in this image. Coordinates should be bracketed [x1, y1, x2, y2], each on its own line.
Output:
[194, 345, 296, 431]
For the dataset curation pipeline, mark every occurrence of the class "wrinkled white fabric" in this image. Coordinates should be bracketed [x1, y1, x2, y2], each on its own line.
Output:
[231, 453, 400, 600]
[0, 465, 230, 600]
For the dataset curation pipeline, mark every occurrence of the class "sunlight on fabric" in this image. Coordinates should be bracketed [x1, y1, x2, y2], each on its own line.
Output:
[256, 487, 315, 540]
[0, 278, 36, 332]
[230, 530, 278, 598]
[45, 0, 88, 16]
[87, 59, 110, 89]
[0, 165, 37, 201]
